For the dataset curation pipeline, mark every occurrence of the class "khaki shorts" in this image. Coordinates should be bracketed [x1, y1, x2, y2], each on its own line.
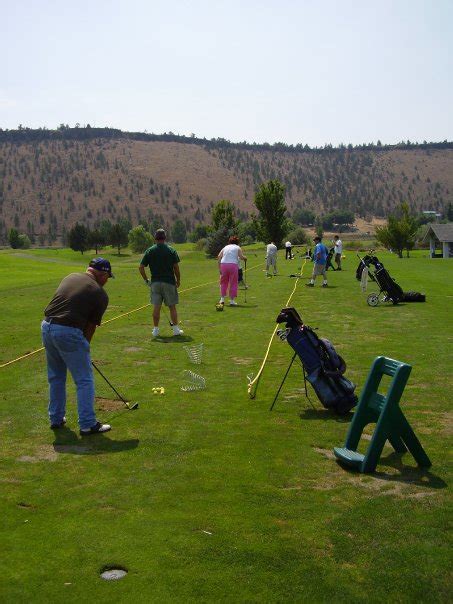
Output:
[151, 282, 179, 306]
[312, 263, 326, 277]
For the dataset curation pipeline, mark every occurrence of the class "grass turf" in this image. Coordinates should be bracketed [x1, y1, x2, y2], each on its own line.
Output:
[0, 246, 452, 603]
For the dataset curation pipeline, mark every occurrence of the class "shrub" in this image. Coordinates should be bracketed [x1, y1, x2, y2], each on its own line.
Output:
[128, 225, 153, 253]
[194, 238, 207, 251]
[206, 226, 231, 257]
[18, 234, 31, 249]
[286, 226, 308, 245]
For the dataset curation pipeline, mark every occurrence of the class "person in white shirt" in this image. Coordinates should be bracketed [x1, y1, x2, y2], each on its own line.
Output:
[217, 236, 247, 306]
[333, 235, 343, 270]
[285, 240, 293, 260]
[266, 241, 278, 276]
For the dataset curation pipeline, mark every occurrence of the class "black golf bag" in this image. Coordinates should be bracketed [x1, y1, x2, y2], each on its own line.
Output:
[326, 247, 336, 271]
[356, 254, 425, 304]
[276, 307, 358, 415]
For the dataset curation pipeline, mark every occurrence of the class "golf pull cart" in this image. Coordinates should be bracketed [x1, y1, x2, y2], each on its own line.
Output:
[356, 252, 426, 307]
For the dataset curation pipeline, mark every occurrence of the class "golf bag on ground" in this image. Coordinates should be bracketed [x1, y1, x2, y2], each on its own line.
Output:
[356, 254, 426, 304]
[276, 307, 358, 415]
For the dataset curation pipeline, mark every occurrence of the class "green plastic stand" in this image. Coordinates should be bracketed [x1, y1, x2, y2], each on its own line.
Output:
[334, 356, 431, 473]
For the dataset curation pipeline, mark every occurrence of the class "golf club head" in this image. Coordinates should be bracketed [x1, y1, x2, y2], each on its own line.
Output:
[128, 402, 139, 410]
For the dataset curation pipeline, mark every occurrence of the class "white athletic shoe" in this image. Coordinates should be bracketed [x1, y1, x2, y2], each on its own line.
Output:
[152, 327, 159, 337]
[80, 422, 111, 436]
[172, 325, 184, 336]
[229, 300, 238, 306]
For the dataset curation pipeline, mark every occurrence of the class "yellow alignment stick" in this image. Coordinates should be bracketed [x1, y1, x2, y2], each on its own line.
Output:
[247, 258, 308, 399]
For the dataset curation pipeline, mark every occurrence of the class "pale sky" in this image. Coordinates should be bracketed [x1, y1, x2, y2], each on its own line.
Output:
[1, 0, 452, 146]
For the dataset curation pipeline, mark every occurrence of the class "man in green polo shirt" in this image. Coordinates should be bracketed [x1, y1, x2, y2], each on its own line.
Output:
[139, 229, 184, 337]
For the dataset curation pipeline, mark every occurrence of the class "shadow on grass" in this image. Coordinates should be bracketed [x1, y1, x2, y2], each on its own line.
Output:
[338, 452, 447, 490]
[153, 335, 194, 344]
[229, 304, 258, 308]
[52, 427, 139, 455]
[299, 408, 354, 423]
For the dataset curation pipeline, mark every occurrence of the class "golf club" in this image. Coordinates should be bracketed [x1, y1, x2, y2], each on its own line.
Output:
[244, 259, 247, 304]
[91, 361, 138, 410]
[161, 305, 173, 327]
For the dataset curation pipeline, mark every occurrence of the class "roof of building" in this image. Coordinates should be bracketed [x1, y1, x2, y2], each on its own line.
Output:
[422, 223, 453, 243]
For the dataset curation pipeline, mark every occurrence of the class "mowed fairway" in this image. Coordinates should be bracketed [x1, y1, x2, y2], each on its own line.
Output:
[0, 246, 452, 603]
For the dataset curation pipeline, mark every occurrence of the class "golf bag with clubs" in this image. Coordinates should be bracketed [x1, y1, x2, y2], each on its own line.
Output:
[356, 253, 426, 306]
[326, 247, 336, 271]
[276, 307, 358, 415]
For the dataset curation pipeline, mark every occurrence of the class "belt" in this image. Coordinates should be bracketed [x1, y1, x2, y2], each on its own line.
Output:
[45, 317, 80, 329]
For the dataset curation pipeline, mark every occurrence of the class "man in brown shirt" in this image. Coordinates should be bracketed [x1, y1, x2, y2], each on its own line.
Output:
[41, 258, 113, 435]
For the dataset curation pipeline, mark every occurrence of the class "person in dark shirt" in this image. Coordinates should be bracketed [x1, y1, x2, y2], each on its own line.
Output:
[139, 229, 183, 337]
[41, 258, 113, 435]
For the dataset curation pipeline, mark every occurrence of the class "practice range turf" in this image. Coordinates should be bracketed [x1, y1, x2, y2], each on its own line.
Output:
[0, 246, 451, 603]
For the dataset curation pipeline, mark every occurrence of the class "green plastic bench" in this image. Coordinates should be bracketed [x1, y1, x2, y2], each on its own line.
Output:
[334, 356, 431, 473]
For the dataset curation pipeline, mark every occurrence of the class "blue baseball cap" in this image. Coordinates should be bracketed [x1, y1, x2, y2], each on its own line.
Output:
[89, 257, 114, 278]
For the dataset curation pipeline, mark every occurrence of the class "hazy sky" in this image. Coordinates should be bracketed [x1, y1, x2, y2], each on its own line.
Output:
[1, 0, 452, 146]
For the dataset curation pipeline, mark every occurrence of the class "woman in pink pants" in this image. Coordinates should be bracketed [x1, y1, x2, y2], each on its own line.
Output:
[217, 236, 247, 306]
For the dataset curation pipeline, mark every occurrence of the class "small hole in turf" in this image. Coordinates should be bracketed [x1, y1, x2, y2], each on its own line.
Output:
[100, 565, 128, 581]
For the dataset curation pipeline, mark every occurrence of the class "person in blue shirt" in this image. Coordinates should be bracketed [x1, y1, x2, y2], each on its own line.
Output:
[306, 236, 329, 287]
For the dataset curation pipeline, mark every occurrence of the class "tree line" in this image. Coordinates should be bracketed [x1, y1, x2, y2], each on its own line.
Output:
[1, 125, 452, 154]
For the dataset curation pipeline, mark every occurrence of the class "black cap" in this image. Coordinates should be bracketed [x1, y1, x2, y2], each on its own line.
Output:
[89, 257, 114, 278]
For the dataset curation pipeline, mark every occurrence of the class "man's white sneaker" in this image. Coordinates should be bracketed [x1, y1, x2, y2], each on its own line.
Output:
[80, 422, 111, 436]
[172, 326, 184, 336]
[229, 301, 238, 306]
[152, 327, 159, 337]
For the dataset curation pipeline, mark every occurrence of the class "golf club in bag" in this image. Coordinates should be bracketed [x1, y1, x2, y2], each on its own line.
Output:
[356, 252, 426, 306]
[273, 307, 358, 415]
[91, 361, 138, 410]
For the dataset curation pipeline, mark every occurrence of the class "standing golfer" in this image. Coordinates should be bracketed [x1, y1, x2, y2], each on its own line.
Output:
[41, 258, 113, 435]
[217, 235, 247, 306]
[265, 241, 278, 276]
[333, 235, 343, 270]
[285, 240, 293, 260]
[306, 236, 329, 287]
[139, 228, 183, 337]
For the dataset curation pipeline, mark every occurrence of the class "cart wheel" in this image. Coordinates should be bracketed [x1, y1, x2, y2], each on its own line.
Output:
[367, 293, 379, 307]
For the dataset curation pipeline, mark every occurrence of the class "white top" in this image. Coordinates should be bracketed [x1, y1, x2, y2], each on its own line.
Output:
[334, 239, 343, 254]
[267, 243, 277, 257]
[285, 241, 292, 248]
[219, 244, 240, 265]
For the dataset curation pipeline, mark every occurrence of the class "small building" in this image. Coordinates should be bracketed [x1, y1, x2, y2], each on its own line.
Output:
[422, 210, 442, 221]
[423, 223, 453, 258]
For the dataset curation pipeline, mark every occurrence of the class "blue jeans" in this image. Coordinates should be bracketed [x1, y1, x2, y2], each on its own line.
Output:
[41, 320, 96, 430]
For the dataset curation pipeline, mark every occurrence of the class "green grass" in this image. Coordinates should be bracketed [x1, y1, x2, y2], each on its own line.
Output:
[0, 247, 452, 603]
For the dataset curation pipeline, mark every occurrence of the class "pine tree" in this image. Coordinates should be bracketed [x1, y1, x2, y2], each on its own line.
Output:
[253, 180, 289, 247]
[69, 223, 90, 254]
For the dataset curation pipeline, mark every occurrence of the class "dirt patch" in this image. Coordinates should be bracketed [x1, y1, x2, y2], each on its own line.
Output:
[18, 445, 58, 463]
[133, 361, 148, 366]
[312, 446, 438, 498]
[91, 358, 110, 366]
[350, 474, 437, 499]
[96, 397, 125, 411]
[313, 447, 336, 460]
[231, 357, 254, 365]
[124, 347, 143, 353]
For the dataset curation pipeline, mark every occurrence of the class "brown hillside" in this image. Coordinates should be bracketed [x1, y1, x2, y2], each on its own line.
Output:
[0, 138, 452, 243]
